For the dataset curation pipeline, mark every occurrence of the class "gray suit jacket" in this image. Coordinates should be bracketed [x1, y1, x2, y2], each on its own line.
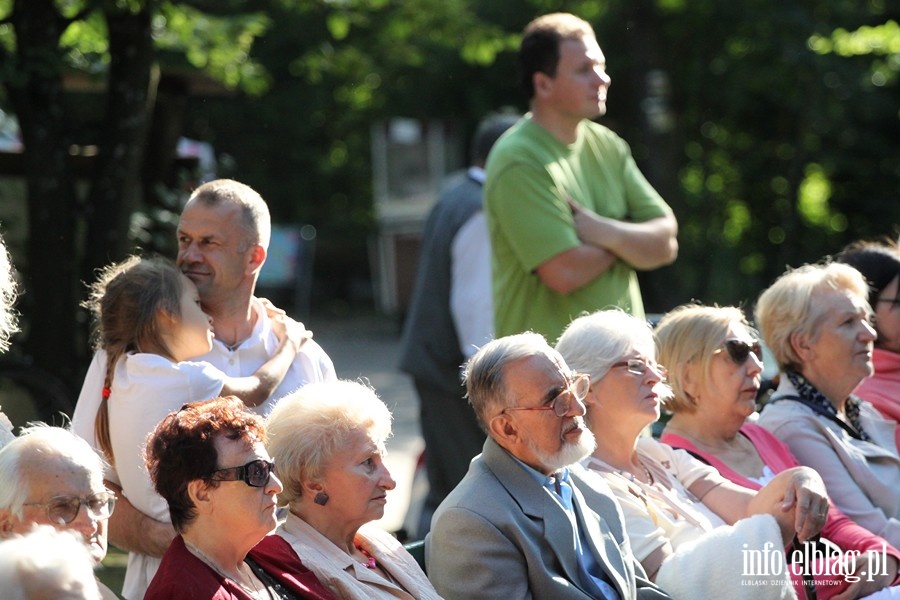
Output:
[425, 438, 670, 599]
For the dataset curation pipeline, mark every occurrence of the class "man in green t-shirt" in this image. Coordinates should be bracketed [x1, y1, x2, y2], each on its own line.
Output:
[485, 12, 678, 344]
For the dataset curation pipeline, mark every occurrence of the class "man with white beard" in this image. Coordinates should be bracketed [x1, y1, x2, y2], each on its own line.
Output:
[425, 332, 671, 599]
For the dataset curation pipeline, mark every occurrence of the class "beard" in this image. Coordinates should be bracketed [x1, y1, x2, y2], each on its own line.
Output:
[526, 418, 596, 472]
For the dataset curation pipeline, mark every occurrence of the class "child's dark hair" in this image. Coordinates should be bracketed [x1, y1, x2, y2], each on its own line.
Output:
[82, 255, 185, 463]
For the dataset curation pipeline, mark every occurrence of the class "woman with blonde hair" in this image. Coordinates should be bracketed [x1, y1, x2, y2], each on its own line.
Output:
[753, 262, 900, 548]
[266, 381, 441, 600]
[657, 303, 900, 599]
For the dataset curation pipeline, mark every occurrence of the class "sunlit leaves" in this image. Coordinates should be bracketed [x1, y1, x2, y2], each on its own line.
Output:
[723, 199, 750, 243]
[326, 12, 350, 40]
[153, 3, 270, 93]
[796, 163, 844, 231]
[0, 23, 15, 55]
[61, 10, 109, 72]
[460, 30, 519, 66]
[808, 21, 900, 57]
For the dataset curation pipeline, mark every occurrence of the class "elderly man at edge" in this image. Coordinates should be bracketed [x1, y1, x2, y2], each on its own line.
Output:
[71, 179, 337, 599]
[0, 426, 118, 599]
[426, 332, 670, 599]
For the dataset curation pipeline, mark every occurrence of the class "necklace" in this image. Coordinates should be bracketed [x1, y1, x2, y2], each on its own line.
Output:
[184, 540, 269, 599]
[618, 459, 653, 485]
[584, 454, 653, 485]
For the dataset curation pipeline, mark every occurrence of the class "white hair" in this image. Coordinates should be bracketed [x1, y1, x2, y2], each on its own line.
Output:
[464, 331, 562, 430]
[0, 233, 19, 352]
[266, 380, 393, 506]
[0, 525, 101, 600]
[0, 425, 107, 519]
[555, 309, 656, 382]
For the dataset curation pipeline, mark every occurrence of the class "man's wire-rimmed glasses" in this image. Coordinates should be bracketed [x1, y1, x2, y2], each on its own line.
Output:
[502, 372, 591, 418]
[23, 490, 117, 525]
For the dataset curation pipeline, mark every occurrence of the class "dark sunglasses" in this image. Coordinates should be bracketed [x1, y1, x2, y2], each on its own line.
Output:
[717, 338, 762, 365]
[209, 459, 275, 488]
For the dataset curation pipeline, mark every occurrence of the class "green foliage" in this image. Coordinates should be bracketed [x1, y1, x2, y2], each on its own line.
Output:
[809, 20, 900, 57]
[175, 0, 897, 310]
[624, 0, 900, 308]
[61, 11, 109, 72]
[797, 164, 834, 228]
[4, 0, 273, 94]
[3, 0, 897, 314]
[154, 3, 271, 92]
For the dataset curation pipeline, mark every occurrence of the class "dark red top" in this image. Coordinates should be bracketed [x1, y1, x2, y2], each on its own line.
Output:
[145, 534, 337, 600]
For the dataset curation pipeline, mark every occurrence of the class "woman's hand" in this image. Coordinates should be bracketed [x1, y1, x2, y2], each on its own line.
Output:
[738, 466, 828, 545]
[778, 466, 829, 542]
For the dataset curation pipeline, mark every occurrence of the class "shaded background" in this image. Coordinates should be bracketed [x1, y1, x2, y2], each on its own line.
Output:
[0, 0, 897, 420]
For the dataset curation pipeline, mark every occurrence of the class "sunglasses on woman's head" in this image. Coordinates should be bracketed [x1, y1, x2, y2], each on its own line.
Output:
[717, 339, 762, 365]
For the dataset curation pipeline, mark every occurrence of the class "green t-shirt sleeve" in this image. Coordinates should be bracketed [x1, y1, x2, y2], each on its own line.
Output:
[607, 134, 670, 222]
[488, 161, 581, 273]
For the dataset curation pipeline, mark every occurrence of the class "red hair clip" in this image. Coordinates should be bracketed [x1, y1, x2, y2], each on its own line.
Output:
[102, 387, 111, 399]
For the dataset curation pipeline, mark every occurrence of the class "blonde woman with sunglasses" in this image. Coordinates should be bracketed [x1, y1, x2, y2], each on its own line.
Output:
[657, 303, 900, 599]
[556, 309, 829, 599]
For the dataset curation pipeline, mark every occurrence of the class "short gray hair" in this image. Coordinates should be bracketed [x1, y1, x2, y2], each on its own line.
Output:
[266, 381, 393, 507]
[186, 179, 272, 251]
[755, 262, 869, 372]
[0, 425, 106, 520]
[464, 332, 562, 431]
[555, 309, 655, 383]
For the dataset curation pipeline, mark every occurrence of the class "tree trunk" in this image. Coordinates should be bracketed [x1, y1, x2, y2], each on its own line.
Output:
[622, 0, 681, 313]
[82, 6, 157, 278]
[7, 0, 82, 394]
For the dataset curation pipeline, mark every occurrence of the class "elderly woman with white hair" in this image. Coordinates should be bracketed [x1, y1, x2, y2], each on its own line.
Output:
[266, 380, 441, 600]
[0, 525, 102, 600]
[555, 309, 829, 599]
[755, 262, 900, 547]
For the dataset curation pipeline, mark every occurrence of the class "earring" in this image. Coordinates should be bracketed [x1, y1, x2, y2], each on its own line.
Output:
[314, 491, 329, 506]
